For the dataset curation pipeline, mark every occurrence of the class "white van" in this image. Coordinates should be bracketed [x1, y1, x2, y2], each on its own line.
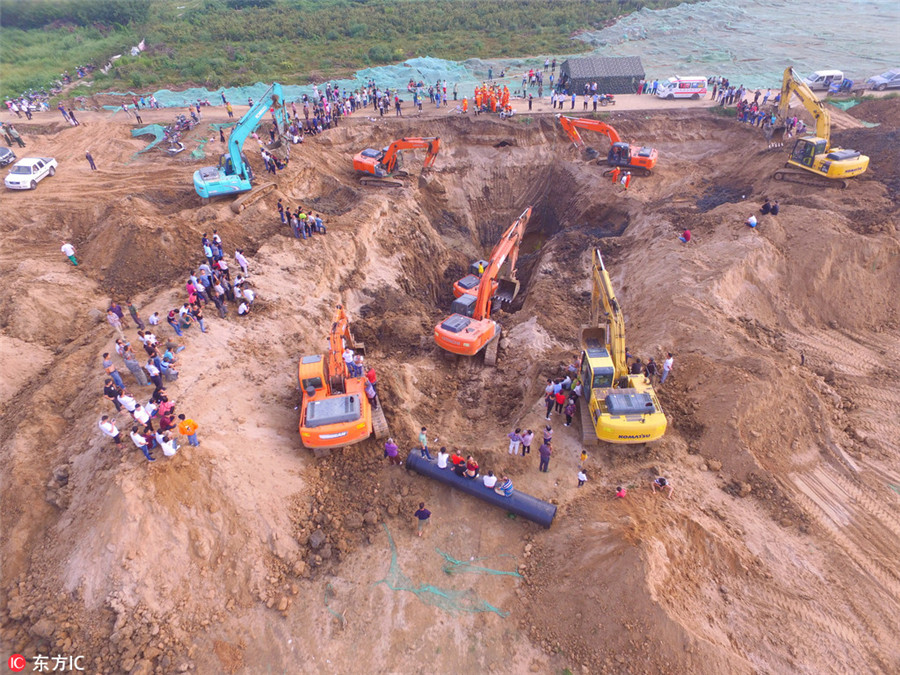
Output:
[803, 70, 843, 91]
[656, 76, 708, 100]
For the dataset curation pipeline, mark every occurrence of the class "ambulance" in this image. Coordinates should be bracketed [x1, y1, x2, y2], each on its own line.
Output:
[656, 76, 708, 99]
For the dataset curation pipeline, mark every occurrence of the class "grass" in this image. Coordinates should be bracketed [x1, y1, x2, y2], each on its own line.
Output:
[0, 0, 699, 99]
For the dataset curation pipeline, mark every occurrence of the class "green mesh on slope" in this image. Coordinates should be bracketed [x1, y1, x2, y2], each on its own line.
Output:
[373, 524, 516, 617]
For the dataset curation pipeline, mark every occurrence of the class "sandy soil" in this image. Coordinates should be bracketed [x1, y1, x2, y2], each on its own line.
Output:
[1, 95, 899, 675]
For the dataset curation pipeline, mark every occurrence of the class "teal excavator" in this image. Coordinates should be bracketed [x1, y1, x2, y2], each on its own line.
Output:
[193, 83, 289, 212]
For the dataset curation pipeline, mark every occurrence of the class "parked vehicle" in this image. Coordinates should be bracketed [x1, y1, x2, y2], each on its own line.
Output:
[4, 156, 57, 190]
[656, 76, 707, 100]
[802, 70, 843, 91]
[866, 69, 900, 91]
[0, 147, 16, 168]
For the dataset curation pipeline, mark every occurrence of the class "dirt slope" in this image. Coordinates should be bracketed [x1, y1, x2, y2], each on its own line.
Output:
[1, 101, 899, 674]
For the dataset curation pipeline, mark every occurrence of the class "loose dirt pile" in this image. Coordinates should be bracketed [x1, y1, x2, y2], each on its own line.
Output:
[1, 99, 899, 674]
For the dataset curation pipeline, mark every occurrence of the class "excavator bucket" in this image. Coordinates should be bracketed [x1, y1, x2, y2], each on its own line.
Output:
[494, 278, 520, 306]
[581, 327, 607, 351]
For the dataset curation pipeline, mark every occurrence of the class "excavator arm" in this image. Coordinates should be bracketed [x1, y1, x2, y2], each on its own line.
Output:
[327, 305, 351, 390]
[557, 115, 623, 148]
[472, 207, 532, 320]
[382, 137, 441, 173]
[778, 67, 831, 147]
[591, 248, 627, 378]
[227, 83, 288, 179]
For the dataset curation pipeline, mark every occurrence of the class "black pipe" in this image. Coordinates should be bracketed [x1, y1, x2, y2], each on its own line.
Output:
[406, 453, 557, 528]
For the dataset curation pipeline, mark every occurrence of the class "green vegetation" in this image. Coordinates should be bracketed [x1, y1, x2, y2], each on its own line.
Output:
[0, 0, 698, 98]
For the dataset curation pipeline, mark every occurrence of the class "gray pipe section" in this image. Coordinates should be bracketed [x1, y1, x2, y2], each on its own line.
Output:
[405, 453, 557, 528]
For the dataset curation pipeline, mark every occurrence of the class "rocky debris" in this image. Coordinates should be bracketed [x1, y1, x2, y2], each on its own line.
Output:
[45, 464, 71, 509]
[307, 530, 326, 550]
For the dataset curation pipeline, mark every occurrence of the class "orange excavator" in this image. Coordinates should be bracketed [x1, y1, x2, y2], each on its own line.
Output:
[298, 305, 384, 450]
[434, 207, 532, 366]
[353, 136, 440, 187]
[557, 115, 658, 176]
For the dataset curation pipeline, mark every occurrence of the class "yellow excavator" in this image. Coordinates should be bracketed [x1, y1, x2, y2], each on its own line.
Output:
[578, 249, 666, 445]
[774, 67, 869, 188]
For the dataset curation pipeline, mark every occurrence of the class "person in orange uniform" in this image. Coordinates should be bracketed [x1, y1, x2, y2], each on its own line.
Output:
[462, 97, 468, 113]
[177, 414, 200, 447]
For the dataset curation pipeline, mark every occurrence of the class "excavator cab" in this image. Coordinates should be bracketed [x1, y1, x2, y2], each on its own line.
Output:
[790, 137, 824, 168]
[607, 142, 632, 167]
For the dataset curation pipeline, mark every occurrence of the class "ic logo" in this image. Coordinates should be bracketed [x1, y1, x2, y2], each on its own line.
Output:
[8, 654, 27, 672]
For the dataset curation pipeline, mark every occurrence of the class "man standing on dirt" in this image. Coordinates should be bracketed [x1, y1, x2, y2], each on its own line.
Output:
[177, 414, 200, 446]
[414, 502, 431, 537]
[127, 299, 145, 330]
[61, 241, 78, 266]
[538, 441, 552, 472]
[85, 150, 96, 170]
[661, 353, 674, 384]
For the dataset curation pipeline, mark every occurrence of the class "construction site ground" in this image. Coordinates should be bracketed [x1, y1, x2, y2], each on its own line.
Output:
[1, 94, 899, 674]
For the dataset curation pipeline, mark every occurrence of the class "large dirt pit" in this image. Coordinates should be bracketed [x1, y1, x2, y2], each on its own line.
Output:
[2, 101, 900, 674]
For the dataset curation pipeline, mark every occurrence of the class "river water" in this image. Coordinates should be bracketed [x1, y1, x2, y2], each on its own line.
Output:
[118, 0, 900, 105]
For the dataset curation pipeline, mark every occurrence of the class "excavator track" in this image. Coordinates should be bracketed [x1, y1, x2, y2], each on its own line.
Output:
[231, 182, 277, 213]
[773, 167, 849, 189]
[483, 327, 501, 367]
[371, 404, 389, 440]
[579, 400, 598, 446]
[600, 164, 651, 177]
[359, 177, 405, 188]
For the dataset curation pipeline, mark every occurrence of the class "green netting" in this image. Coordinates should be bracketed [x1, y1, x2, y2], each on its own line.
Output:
[436, 549, 522, 577]
[130, 124, 166, 154]
[190, 138, 210, 160]
[575, 0, 899, 89]
[323, 582, 346, 628]
[373, 524, 516, 617]
[829, 99, 862, 111]
[97, 0, 898, 108]
[889, 484, 900, 495]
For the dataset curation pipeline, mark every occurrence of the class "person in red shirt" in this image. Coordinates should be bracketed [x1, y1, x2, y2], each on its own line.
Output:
[554, 390, 566, 415]
[679, 229, 691, 243]
[366, 367, 376, 384]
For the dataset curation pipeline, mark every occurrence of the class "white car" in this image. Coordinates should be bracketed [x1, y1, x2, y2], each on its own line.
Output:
[5, 156, 57, 190]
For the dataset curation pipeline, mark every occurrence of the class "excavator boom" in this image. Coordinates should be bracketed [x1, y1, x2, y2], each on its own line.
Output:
[778, 68, 830, 146]
[590, 249, 627, 378]
[773, 66, 869, 184]
[557, 115, 622, 147]
[193, 83, 288, 199]
[434, 207, 532, 361]
[298, 305, 375, 449]
[354, 137, 440, 185]
[556, 115, 657, 175]
[579, 248, 667, 444]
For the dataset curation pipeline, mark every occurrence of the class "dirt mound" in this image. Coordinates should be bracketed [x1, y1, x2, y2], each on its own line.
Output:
[846, 97, 900, 127]
[3, 101, 900, 674]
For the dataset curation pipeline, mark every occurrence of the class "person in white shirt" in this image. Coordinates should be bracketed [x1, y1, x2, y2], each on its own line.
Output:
[130, 426, 155, 462]
[98, 416, 123, 447]
[145, 360, 162, 389]
[60, 241, 78, 266]
[436, 447, 449, 469]
[234, 249, 249, 275]
[133, 404, 151, 429]
[159, 433, 179, 457]
[148, 312, 160, 326]
[118, 391, 137, 414]
[238, 301, 250, 316]
[661, 353, 674, 385]
[577, 470, 588, 487]
[243, 288, 255, 305]
[482, 471, 497, 489]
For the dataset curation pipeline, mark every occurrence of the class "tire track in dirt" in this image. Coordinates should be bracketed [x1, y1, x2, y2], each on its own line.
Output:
[789, 472, 900, 601]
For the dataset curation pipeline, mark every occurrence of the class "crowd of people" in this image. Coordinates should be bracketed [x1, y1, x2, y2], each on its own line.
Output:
[97, 231, 256, 462]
